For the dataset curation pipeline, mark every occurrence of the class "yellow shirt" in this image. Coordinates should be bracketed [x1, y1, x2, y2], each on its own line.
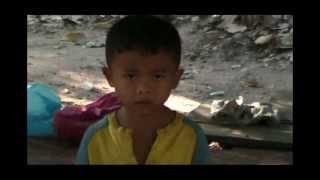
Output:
[75, 111, 213, 164]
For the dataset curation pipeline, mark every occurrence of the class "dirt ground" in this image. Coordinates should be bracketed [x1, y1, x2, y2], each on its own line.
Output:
[27, 15, 293, 165]
[28, 137, 292, 165]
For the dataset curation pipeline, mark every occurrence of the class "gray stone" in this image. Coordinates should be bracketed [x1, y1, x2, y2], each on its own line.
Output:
[278, 23, 290, 29]
[82, 81, 94, 91]
[62, 88, 70, 94]
[218, 15, 238, 28]
[203, 44, 211, 49]
[191, 16, 200, 22]
[65, 32, 87, 45]
[231, 64, 242, 69]
[70, 15, 84, 24]
[211, 15, 220, 18]
[177, 16, 186, 21]
[255, 34, 273, 45]
[240, 67, 249, 73]
[277, 32, 293, 49]
[93, 20, 114, 29]
[209, 91, 225, 97]
[85, 41, 96, 48]
[280, 37, 292, 48]
[181, 72, 194, 80]
[217, 15, 247, 33]
[263, 58, 273, 63]
[272, 15, 283, 19]
[211, 46, 218, 51]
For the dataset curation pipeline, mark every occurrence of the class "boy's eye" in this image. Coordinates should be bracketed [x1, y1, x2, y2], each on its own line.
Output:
[125, 74, 136, 79]
[154, 74, 165, 80]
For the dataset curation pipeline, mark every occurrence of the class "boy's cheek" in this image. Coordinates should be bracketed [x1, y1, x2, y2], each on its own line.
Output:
[113, 86, 135, 101]
[113, 91, 128, 104]
[170, 78, 181, 89]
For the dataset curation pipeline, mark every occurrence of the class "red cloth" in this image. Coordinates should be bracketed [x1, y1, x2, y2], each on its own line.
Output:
[53, 92, 121, 142]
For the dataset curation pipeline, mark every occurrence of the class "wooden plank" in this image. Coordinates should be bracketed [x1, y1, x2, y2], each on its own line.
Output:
[210, 148, 292, 165]
[28, 137, 78, 164]
[200, 123, 292, 150]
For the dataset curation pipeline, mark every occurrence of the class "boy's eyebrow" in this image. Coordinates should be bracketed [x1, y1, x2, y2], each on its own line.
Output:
[123, 68, 138, 72]
[123, 68, 169, 73]
[153, 69, 168, 73]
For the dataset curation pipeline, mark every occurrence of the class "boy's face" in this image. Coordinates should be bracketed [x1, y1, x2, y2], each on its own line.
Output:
[103, 50, 183, 110]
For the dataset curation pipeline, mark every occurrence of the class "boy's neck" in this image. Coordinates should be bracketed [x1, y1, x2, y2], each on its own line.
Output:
[115, 105, 176, 131]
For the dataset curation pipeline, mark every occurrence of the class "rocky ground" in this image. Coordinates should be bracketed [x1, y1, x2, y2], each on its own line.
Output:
[27, 15, 293, 164]
[27, 15, 293, 106]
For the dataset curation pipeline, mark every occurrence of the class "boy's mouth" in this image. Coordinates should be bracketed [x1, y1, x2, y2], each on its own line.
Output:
[134, 100, 152, 105]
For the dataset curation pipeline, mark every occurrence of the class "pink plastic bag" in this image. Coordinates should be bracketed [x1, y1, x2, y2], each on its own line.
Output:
[53, 92, 121, 142]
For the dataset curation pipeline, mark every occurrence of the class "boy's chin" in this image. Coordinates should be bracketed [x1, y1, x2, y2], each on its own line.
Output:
[125, 103, 165, 110]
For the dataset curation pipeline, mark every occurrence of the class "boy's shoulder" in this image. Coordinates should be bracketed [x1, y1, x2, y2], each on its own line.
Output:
[182, 114, 213, 164]
[89, 115, 109, 129]
[181, 114, 204, 135]
[89, 113, 111, 129]
[82, 114, 111, 141]
[74, 114, 111, 164]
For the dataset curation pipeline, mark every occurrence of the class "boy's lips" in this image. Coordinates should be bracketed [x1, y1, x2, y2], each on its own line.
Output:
[134, 100, 152, 104]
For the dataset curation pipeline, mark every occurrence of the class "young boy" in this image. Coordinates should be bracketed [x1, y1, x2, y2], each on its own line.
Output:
[75, 15, 213, 164]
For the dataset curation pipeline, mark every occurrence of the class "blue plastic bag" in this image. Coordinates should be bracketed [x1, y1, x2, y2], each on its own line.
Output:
[27, 83, 61, 137]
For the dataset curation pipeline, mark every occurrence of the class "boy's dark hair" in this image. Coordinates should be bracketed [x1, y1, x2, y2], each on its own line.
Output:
[105, 15, 181, 67]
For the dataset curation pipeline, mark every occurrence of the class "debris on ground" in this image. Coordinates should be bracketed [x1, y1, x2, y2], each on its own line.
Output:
[81, 81, 94, 91]
[62, 88, 70, 94]
[254, 34, 274, 45]
[246, 79, 261, 88]
[64, 31, 87, 45]
[231, 64, 242, 69]
[84, 41, 105, 48]
[209, 91, 225, 97]
[181, 71, 194, 80]
[217, 15, 247, 34]
[191, 16, 200, 22]
[209, 141, 223, 152]
[93, 20, 114, 30]
[209, 96, 286, 127]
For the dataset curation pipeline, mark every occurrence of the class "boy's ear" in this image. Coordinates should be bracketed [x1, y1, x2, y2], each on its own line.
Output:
[172, 68, 184, 89]
[102, 66, 115, 87]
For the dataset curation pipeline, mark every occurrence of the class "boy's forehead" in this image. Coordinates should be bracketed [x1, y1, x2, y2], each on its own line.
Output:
[111, 50, 178, 71]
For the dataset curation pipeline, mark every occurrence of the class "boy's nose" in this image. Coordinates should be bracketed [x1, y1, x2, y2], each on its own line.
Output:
[136, 81, 151, 95]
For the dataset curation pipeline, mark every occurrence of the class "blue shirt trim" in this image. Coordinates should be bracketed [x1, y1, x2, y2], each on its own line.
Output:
[74, 116, 108, 164]
[183, 117, 213, 164]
